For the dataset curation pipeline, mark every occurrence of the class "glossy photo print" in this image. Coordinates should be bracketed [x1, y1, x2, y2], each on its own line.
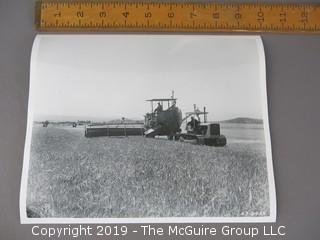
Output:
[20, 35, 276, 223]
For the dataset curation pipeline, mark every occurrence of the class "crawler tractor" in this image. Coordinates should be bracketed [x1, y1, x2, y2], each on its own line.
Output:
[178, 105, 227, 147]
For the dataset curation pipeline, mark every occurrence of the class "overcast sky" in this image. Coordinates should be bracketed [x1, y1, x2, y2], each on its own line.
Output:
[31, 35, 265, 121]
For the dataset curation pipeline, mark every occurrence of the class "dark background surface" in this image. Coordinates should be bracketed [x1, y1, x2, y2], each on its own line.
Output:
[0, 0, 319, 239]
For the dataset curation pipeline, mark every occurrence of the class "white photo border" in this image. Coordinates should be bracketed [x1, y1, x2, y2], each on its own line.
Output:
[20, 35, 276, 224]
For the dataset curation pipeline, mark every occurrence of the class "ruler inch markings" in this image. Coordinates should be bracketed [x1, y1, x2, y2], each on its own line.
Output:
[36, 1, 320, 33]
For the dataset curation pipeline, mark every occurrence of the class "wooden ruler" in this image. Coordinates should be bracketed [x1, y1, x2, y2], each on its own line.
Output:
[36, 1, 320, 33]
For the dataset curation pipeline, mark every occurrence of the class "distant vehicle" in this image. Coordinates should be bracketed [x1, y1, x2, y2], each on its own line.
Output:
[42, 120, 49, 127]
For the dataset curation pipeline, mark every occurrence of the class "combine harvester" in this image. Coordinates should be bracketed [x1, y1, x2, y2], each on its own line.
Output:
[85, 93, 226, 147]
[144, 96, 182, 140]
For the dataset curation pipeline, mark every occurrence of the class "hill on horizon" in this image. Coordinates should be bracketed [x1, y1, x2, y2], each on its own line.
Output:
[221, 117, 263, 124]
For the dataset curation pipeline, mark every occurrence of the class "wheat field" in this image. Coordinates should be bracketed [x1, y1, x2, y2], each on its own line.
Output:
[26, 123, 269, 218]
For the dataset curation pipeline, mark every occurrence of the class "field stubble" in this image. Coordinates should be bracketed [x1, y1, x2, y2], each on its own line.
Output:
[27, 124, 269, 218]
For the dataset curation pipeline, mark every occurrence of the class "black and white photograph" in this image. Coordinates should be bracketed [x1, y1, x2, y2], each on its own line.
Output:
[20, 35, 276, 223]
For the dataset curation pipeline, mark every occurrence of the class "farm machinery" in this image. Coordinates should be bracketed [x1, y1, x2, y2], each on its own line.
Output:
[84, 119, 144, 138]
[84, 93, 226, 147]
[144, 97, 182, 139]
[178, 106, 227, 147]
